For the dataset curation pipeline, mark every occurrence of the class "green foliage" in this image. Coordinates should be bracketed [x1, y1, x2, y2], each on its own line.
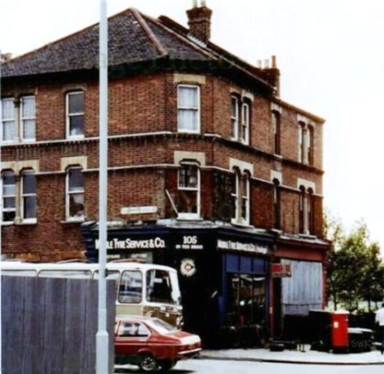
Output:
[326, 216, 384, 312]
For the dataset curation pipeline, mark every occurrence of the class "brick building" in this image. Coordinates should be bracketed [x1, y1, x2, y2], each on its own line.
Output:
[1, 3, 329, 342]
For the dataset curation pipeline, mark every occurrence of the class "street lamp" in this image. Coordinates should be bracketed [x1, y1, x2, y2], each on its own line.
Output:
[96, 0, 109, 373]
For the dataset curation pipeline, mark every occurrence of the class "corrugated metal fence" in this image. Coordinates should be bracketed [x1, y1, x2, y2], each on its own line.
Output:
[1, 276, 115, 374]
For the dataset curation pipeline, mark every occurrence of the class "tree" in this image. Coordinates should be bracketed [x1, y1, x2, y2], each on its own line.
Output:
[326, 217, 383, 312]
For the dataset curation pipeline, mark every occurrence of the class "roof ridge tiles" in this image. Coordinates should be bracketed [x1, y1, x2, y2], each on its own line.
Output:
[130, 8, 167, 57]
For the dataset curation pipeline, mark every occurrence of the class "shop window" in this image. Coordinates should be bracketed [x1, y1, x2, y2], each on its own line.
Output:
[272, 111, 281, 155]
[1, 98, 16, 142]
[66, 91, 85, 138]
[273, 179, 281, 230]
[226, 273, 266, 327]
[21, 169, 37, 222]
[66, 166, 85, 220]
[2, 170, 16, 222]
[177, 85, 200, 133]
[119, 270, 142, 304]
[20, 96, 36, 141]
[177, 163, 200, 219]
[231, 169, 250, 226]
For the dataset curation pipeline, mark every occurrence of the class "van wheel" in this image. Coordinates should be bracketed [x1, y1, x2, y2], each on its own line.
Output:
[160, 360, 176, 371]
[139, 354, 158, 372]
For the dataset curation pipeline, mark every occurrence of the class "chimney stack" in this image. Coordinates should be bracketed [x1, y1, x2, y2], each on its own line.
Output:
[187, 0, 212, 44]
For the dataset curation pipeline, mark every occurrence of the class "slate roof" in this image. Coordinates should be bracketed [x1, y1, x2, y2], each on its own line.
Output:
[2, 8, 212, 78]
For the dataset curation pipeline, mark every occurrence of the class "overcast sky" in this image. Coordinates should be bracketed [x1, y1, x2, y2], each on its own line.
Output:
[1, 0, 384, 251]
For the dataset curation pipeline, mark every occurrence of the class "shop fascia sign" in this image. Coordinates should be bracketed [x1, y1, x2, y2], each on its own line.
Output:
[95, 237, 166, 250]
[271, 263, 292, 278]
[217, 239, 269, 255]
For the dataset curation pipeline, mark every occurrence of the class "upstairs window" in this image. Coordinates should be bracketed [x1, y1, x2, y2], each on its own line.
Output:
[272, 111, 281, 155]
[66, 91, 85, 138]
[307, 126, 314, 165]
[232, 169, 250, 226]
[21, 170, 37, 221]
[299, 186, 315, 235]
[66, 167, 85, 220]
[231, 95, 239, 139]
[230, 95, 251, 145]
[20, 96, 36, 141]
[2, 171, 16, 222]
[177, 163, 200, 219]
[273, 179, 281, 229]
[1, 98, 16, 142]
[240, 102, 250, 145]
[307, 188, 314, 234]
[178, 85, 200, 133]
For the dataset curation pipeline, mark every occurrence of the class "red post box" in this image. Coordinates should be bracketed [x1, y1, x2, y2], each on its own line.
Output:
[330, 311, 349, 352]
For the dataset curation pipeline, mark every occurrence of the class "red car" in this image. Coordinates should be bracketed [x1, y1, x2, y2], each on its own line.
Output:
[115, 315, 202, 372]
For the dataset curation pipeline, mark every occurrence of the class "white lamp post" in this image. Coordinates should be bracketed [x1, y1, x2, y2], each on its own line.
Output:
[96, 0, 109, 373]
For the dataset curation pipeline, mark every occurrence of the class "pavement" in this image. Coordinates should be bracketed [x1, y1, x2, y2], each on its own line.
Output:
[200, 345, 384, 365]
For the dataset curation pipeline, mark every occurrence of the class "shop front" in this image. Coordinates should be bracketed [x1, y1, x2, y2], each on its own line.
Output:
[82, 222, 273, 347]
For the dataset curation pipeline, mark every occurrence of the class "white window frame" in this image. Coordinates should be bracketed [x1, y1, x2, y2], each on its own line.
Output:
[21, 169, 37, 224]
[177, 162, 201, 220]
[241, 173, 250, 225]
[231, 170, 240, 224]
[20, 96, 36, 142]
[2, 170, 16, 223]
[66, 166, 85, 221]
[66, 91, 85, 139]
[230, 95, 239, 140]
[1, 98, 16, 143]
[231, 170, 250, 226]
[177, 85, 200, 134]
[241, 102, 250, 145]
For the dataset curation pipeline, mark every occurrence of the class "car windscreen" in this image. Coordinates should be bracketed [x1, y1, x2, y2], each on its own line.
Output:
[146, 318, 178, 334]
[119, 270, 142, 304]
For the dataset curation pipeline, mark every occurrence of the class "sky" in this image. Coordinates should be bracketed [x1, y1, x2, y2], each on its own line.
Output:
[1, 0, 384, 250]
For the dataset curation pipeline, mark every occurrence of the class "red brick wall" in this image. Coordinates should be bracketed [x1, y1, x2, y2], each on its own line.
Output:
[1, 71, 326, 259]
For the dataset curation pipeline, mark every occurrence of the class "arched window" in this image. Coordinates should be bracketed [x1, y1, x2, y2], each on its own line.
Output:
[231, 168, 250, 225]
[272, 111, 281, 155]
[307, 125, 314, 165]
[2, 170, 16, 222]
[240, 102, 250, 145]
[273, 179, 281, 229]
[230, 95, 239, 139]
[298, 122, 306, 163]
[177, 162, 200, 219]
[21, 169, 37, 221]
[307, 188, 315, 234]
[299, 186, 306, 234]
[66, 166, 85, 220]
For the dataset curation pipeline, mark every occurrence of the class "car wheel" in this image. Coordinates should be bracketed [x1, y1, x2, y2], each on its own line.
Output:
[159, 360, 176, 371]
[139, 354, 158, 372]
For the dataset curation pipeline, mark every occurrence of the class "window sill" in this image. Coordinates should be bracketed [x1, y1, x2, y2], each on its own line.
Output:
[1, 222, 14, 226]
[67, 135, 85, 141]
[298, 233, 317, 240]
[16, 219, 37, 226]
[177, 129, 200, 134]
[61, 217, 85, 224]
[177, 215, 202, 221]
[231, 219, 252, 228]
